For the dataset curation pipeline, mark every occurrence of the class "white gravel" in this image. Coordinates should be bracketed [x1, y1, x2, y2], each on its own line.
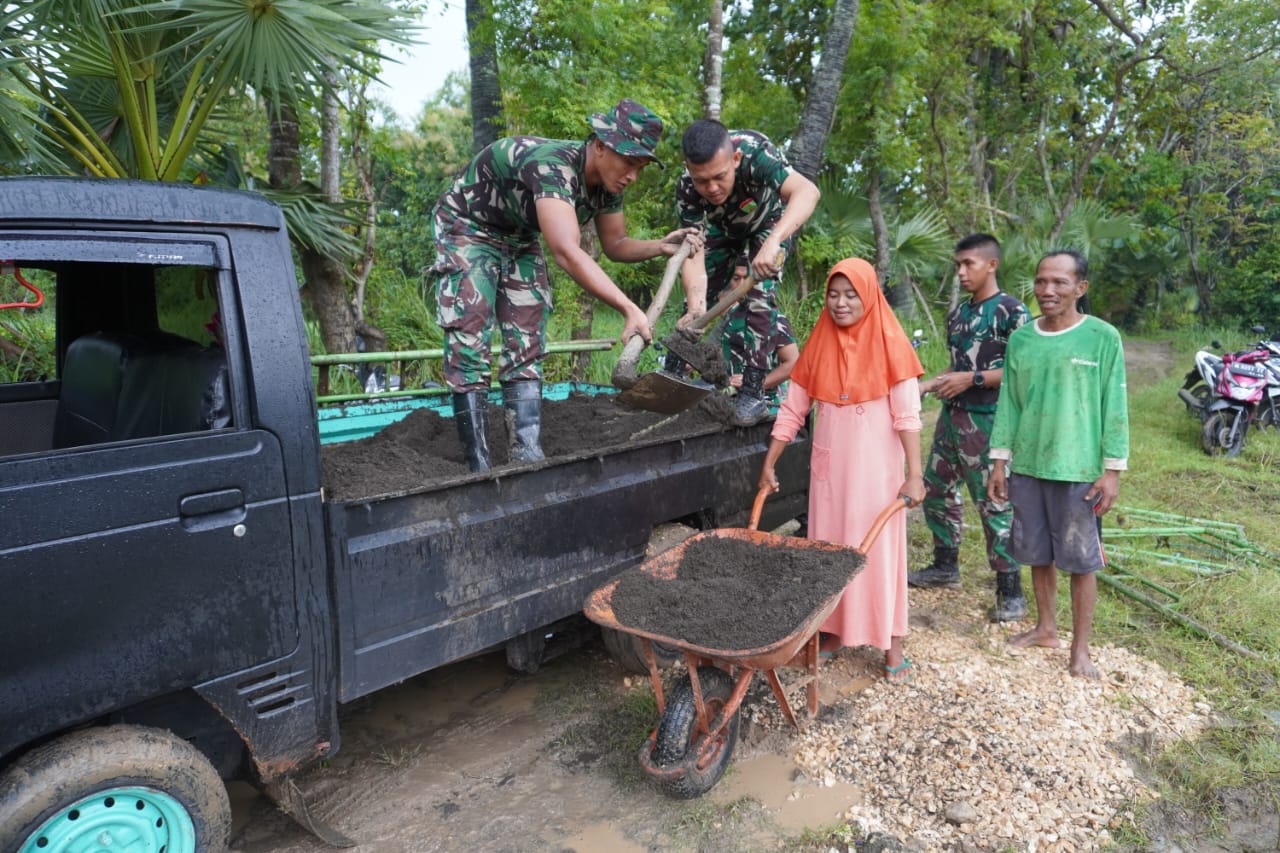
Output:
[778, 596, 1213, 852]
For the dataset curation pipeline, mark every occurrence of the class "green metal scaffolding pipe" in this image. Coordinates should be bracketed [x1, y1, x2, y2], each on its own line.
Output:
[310, 338, 616, 365]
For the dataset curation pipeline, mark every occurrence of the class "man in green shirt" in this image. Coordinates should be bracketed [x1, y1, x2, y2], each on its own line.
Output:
[988, 249, 1129, 678]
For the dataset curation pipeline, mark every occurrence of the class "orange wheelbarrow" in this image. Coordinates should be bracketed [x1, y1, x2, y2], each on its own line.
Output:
[584, 487, 908, 798]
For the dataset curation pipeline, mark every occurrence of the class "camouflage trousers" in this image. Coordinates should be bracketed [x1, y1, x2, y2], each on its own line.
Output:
[702, 238, 794, 374]
[922, 405, 1018, 572]
[430, 204, 551, 392]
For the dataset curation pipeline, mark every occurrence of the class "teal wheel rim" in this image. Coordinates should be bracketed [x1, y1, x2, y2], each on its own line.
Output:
[20, 785, 197, 853]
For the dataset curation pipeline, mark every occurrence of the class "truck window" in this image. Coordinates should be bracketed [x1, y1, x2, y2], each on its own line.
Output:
[0, 247, 234, 457]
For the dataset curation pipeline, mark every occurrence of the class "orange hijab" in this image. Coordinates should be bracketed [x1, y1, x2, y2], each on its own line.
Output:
[791, 257, 923, 405]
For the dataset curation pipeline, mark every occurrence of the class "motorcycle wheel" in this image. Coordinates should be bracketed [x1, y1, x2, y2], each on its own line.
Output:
[1202, 411, 1247, 457]
[1256, 403, 1278, 432]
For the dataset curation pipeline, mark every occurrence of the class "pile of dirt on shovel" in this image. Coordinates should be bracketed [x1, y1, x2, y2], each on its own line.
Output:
[609, 536, 864, 650]
[321, 391, 742, 501]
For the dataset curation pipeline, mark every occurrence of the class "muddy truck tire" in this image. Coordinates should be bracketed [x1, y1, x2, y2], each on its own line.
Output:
[0, 724, 231, 853]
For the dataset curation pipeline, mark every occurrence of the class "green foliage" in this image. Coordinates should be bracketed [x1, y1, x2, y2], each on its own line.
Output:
[3, 0, 416, 180]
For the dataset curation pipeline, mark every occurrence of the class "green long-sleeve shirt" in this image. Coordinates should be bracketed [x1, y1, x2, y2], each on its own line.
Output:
[989, 315, 1129, 482]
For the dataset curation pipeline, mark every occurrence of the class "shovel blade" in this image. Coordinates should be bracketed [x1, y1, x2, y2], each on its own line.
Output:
[616, 370, 714, 414]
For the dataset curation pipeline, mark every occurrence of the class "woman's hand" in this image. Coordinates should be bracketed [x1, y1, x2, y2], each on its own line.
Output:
[899, 474, 925, 507]
[759, 463, 779, 493]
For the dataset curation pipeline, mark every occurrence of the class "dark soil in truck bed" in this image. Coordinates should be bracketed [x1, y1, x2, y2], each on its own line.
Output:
[321, 391, 741, 501]
[609, 536, 864, 650]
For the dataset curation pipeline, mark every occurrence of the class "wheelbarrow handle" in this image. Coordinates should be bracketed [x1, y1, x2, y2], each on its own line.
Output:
[748, 486, 910, 548]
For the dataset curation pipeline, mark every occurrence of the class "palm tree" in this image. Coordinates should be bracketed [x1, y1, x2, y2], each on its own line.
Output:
[4, 0, 412, 181]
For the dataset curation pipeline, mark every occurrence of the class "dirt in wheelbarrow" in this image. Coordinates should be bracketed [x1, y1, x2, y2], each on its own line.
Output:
[610, 536, 865, 650]
[320, 390, 740, 501]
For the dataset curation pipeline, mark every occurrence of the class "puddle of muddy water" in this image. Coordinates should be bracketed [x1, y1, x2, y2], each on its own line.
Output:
[558, 821, 650, 853]
[713, 753, 863, 833]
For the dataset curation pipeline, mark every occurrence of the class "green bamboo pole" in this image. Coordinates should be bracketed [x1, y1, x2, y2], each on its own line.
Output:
[1097, 571, 1265, 661]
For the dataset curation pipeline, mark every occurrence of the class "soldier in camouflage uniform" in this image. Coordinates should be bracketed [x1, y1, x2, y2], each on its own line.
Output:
[909, 234, 1033, 622]
[722, 255, 800, 405]
[430, 99, 700, 472]
[672, 120, 820, 425]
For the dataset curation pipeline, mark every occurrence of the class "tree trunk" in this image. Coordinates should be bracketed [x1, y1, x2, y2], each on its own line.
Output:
[867, 166, 908, 311]
[787, 0, 859, 181]
[702, 0, 724, 121]
[268, 90, 359, 395]
[467, 0, 503, 152]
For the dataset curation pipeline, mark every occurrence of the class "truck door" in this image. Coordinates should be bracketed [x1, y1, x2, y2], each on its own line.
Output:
[0, 234, 297, 758]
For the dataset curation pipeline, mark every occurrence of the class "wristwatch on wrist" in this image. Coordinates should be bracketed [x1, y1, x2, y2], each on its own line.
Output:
[972, 371, 985, 387]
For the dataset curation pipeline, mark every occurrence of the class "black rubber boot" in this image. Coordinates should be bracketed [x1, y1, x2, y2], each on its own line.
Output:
[451, 390, 492, 473]
[991, 569, 1029, 622]
[502, 380, 545, 463]
[907, 546, 961, 589]
[732, 366, 769, 426]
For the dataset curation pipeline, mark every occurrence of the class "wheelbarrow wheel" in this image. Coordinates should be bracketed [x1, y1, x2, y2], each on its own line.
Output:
[651, 667, 740, 798]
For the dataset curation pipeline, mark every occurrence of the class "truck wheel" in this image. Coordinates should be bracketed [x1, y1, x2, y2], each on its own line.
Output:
[600, 627, 681, 675]
[0, 725, 230, 853]
[650, 667, 739, 799]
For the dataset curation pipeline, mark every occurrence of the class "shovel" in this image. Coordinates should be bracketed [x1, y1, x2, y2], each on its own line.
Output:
[611, 234, 698, 392]
[616, 251, 782, 415]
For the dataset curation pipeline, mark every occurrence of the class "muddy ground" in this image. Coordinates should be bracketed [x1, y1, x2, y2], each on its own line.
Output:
[229, 339, 1277, 852]
[227, 551, 1278, 853]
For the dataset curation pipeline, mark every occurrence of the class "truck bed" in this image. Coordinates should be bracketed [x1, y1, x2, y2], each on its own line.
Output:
[317, 385, 811, 701]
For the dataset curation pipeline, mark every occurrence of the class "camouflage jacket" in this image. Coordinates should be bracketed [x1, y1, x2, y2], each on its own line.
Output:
[945, 291, 1032, 412]
[437, 136, 623, 237]
[675, 130, 792, 241]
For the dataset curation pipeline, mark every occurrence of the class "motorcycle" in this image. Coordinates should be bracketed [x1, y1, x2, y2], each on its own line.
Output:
[1179, 326, 1280, 456]
[1177, 343, 1224, 422]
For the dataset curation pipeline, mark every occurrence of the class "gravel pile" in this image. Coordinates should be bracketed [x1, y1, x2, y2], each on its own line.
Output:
[780, 594, 1213, 852]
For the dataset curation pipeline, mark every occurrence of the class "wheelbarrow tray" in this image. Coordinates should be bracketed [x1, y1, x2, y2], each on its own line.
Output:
[584, 494, 907, 799]
[584, 526, 864, 672]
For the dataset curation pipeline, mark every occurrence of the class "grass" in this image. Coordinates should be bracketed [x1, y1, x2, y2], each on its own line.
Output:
[916, 326, 1280, 849]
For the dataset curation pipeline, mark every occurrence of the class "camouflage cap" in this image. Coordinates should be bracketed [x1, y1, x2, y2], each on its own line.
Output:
[589, 99, 665, 169]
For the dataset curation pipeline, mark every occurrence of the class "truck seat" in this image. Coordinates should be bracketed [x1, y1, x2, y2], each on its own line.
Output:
[53, 331, 230, 449]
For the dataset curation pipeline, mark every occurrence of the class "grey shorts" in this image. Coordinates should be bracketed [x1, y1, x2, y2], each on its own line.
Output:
[1008, 474, 1105, 574]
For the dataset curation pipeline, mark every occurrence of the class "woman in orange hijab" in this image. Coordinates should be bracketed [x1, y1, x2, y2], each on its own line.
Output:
[759, 258, 925, 682]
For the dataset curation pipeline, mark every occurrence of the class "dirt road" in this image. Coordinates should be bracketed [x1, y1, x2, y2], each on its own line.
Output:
[228, 638, 871, 852]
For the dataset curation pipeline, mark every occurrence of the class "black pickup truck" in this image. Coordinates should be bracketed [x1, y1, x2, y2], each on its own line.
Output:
[0, 178, 810, 849]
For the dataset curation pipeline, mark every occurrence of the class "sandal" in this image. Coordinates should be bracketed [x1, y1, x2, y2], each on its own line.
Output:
[884, 657, 913, 684]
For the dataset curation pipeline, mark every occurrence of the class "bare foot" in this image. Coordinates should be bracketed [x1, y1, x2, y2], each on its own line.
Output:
[1009, 626, 1061, 649]
[1069, 650, 1099, 679]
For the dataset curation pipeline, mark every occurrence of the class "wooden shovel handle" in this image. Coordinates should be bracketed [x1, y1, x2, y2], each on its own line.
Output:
[613, 234, 699, 382]
[688, 249, 786, 336]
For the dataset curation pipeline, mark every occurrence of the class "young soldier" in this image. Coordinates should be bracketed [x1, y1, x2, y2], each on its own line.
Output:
[722, 256, 800, 407]
[672, 120, 820, 425]
[910, 234, 1032, 622]
[988, 250, 1129, 678]
[431, 100, 699, 471]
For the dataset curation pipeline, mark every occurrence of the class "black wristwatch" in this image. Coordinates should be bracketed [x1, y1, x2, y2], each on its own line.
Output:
[972, 371, 985, 387]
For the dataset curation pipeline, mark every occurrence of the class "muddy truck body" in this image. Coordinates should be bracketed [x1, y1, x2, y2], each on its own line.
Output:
[0, 178, 811, 848]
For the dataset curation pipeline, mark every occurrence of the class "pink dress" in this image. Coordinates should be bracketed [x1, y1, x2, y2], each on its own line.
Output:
[771, 378, 922, 651]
